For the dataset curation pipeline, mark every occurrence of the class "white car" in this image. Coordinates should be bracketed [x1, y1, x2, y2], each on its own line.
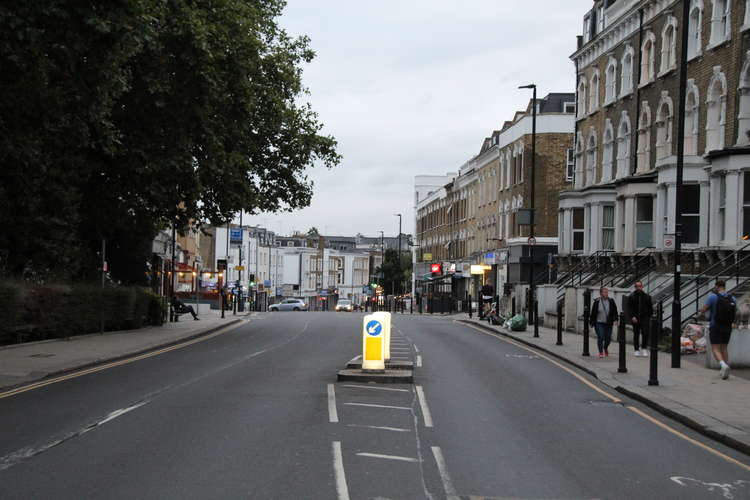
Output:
[269, 298, 308, 312]
[335, 299, 353, 312]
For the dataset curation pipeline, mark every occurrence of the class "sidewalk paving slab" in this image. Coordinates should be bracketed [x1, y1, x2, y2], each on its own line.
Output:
[0, 308, 250, 393]
[444, 313, 750, 456]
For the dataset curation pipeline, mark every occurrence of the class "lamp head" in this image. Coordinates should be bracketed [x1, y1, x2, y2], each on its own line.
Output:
[518, 84, 536, 89]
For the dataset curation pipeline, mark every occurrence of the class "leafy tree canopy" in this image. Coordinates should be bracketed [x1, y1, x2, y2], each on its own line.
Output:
[0, 0, 340, 281]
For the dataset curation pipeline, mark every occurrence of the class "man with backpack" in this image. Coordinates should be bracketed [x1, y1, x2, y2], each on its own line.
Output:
[700, 280, 736, 380]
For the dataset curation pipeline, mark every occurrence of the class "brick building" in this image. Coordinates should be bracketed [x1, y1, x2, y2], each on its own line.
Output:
[415, 93, 575, 300]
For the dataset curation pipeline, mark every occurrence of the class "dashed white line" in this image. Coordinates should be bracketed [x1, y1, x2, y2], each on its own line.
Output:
[344, 403, 411, 410]
[431, 446, 459, 500]
[327, 384, 339, 423]
[356, 452, 419, 463]
[332, 441, 351, 500]
[416, 355, 422, 367]
[414, 344, 420, 353]
[346, 424, 411, 433]
[341, 384, 410, 393]
[415, 385, 433, 427]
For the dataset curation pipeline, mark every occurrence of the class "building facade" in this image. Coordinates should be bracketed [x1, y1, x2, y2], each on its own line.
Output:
[415, 93, 576, 300]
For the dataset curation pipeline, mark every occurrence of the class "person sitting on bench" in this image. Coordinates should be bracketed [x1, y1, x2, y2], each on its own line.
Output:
[172, 297, 199, 320]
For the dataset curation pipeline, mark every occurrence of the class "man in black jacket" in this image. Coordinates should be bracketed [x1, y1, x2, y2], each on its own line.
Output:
[589, 287, 619, 357]
[627, 280, 653, 357]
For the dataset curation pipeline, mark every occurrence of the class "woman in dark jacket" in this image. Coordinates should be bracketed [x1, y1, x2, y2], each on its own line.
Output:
[589, 287, 619, 357]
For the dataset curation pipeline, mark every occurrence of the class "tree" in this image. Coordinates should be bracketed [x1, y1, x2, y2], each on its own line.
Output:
[375, 249, 412, 296]
[0, 1, 340, 282]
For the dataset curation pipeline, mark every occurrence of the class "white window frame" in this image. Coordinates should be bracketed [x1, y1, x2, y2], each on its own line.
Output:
[566, 148, 575, 181]
[601, 205, 615, 250]
[586, 128, 598, 186]
[620, 45, 635, 97]
[706, 66, 727, 154]
[688, 1, 704, 59]
[578, 78, 587, 118]
[590, 70, 600, 112]
[572, 207, 585, 252]
[738, 51, 750, 146]
[640, 32, 656, 87]
[708, 0, 732, 48]
[659, 16, 678, 75]
[685, 79, 701, 155]
[637, 102, 652, 173]
[635, 196, 654, 248]
[617, 111, 632, 179]
[605, 57, 618, 104]
[602, 119, 614, 181]
[655, 91, 674, 160]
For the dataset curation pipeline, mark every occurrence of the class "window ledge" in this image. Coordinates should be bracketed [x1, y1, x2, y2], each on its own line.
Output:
[638, 79, 654, 90]
[604, 98, 617, 107]
[706, 37, 730, 52]
[619, 89, 633, 99]
[687, 52, 702, 63]
[657, 67, 676, 78]
[742, 23, 750, 33]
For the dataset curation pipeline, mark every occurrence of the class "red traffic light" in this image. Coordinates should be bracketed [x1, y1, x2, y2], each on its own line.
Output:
[430, 263, 442, 275]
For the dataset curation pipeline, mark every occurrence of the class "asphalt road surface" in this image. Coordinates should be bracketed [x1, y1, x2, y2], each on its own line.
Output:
[1, 312, 749, 499]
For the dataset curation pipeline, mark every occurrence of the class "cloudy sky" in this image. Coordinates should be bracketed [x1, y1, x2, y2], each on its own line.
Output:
[254, 0, 592, 238]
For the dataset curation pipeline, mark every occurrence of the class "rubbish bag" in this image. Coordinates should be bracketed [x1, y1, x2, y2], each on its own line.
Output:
[509, 314, 528, 331]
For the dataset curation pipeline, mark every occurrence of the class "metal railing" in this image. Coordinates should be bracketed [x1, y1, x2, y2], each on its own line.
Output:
[599, 247, 654, 289]
[555, 251, 615, 302]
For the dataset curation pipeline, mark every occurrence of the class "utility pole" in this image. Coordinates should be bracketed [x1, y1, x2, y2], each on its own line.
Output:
[671, 0, 690, 369]
[238, 211, 243, 312]
[100, 237, 106, 334]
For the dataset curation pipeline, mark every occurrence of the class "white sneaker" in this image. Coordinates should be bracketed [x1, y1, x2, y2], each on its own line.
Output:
[634, 350, 641, 357]
[642, 349, 649, 357]
[720, 363, 730, 380]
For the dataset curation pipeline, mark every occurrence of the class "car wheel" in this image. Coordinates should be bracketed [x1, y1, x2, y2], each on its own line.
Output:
[293, 307, 300, 311]
[270, 308, 277, 312]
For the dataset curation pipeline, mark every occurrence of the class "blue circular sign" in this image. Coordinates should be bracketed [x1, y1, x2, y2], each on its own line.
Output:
[366, 320, 383, 336]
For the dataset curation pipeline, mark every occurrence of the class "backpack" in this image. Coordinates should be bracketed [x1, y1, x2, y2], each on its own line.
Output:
[714, 293, 736, 326]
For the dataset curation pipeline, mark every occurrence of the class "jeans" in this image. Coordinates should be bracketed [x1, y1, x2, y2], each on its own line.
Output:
[632, 318, 650, 350]
[594, 322, 613, 353]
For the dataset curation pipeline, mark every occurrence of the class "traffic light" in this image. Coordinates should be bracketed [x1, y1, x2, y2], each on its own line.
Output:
[371, 283, 378, 288]
[249, 273, 256, 286]
[217, 259, 227, 272]
[430, 263, 442, 276]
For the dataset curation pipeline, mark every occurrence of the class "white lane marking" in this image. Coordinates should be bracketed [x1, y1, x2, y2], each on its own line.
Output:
[356, 452, 418, 463]
[341, 384, 410, 393]
[327, 384, 339, 423]
[344, 403, 411, 410]
[671, 477, 750, 499]
[416, 355, 422, 367]
[332, 441, 351, 500]
[414, 344, 420, 353]
[415, 386, 433, 428]
[95, 401, 149, 426]
[346, 424, 411, 433]
[431, 447, 459, 500]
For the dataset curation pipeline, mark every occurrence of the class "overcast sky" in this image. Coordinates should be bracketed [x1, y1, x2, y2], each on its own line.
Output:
[253, 0, 592, 238]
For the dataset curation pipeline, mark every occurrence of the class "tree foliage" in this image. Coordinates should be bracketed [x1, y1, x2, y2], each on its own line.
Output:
[376, 249, 412, 296]
[0, 0, 340, 282]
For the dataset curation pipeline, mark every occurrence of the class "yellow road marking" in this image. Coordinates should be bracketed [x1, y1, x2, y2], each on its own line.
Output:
[626, 405, 750, 473]
[460, 322, 620, 403]
[0, 321, 245, 400]
[458, 320, 750, 473]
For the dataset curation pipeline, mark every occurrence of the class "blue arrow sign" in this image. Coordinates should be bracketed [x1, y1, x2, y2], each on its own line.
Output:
[366, 320, 382, 336]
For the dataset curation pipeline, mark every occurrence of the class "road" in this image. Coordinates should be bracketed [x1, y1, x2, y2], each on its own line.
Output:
[1, 312, 749, 499]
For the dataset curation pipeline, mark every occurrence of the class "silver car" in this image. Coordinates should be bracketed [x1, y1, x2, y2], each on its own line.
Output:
[269, 298, 308, 312]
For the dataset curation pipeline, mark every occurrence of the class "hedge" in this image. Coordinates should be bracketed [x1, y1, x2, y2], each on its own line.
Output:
[0, 282, 166, 346]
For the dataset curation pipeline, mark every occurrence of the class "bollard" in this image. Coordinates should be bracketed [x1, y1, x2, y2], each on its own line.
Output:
[494, 295, 500, 319]
[556, 300, 563, 345]
[410, 297, 413, 314]
[582, 289, 591, 356]
[649, 303, 662, 386]
[418, 295, 422, 314]
[533, 300, 540, 337]
[617, 313, 627, 373]
[362, 315, 386, 372]
[233, 293, 237, 315]
[468, 294, 473, 319]
[220, 292, 225, 319]
[511, 296, 516, 317]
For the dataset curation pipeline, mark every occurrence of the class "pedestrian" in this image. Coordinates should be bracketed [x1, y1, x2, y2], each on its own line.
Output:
[627, 280, 653, 357]
[480, 281, 494, 318]
[699, 280, 736, 380]
[171, 297, 200, 320]
[589, 286, 618, 357]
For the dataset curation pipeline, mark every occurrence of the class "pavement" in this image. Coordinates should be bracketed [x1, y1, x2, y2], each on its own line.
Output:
[454, 312, 750, 456]
[0, 307, 249, 392]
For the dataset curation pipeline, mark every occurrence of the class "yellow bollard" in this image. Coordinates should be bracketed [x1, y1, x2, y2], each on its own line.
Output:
[373, 311, 392, 361]
[362, 314, 385, 372]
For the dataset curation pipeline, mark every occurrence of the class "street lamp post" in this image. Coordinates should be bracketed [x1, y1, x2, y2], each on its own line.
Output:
[670, 0, 691, 369]
[395, 213, 402, 295]
[519, 83, 538, 336]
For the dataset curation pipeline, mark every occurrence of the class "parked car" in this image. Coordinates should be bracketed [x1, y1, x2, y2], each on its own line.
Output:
[335, 299, 353, 312]
[269, 298, 308, 312]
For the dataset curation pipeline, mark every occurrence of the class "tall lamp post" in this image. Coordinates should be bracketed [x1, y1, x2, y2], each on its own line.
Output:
[519, 83, 537, 334]
[671, 0, 691, 368]
[394, 213, 402, 295]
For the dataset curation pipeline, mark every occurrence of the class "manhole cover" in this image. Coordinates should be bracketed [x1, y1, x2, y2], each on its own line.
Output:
[29, 353, 55, 358]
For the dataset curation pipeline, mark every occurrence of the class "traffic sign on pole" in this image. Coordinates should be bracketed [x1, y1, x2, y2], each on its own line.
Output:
[527, 236, 537, 246]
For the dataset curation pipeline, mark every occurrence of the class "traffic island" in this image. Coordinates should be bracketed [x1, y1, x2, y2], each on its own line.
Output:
[337, 313, 414, 383]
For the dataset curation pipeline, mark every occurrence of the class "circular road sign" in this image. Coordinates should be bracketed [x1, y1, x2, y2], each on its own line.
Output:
[366, 320, 383, 336]
[528, 236, 537, 246]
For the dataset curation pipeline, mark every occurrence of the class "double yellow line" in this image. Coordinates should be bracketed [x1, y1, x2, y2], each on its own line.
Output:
[460, 321, 750, 473]
[0, 321, 244, 400]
